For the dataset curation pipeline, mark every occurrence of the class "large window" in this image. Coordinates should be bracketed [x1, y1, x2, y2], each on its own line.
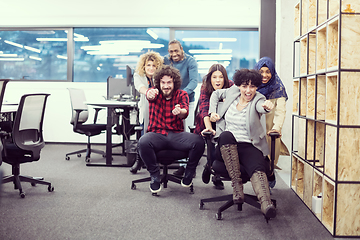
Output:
[73, 28, 169, 82]
[0, 28, 259, 82]
[0, 29, 69, 80]
[175, 29, 259, 80]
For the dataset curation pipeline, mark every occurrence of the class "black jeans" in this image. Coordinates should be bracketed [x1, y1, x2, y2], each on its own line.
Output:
[138, 131, 205, 176]
[215, 131, 268, 177]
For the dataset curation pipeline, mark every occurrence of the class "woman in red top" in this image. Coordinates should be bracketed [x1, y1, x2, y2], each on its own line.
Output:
[194, 64, 233, 189]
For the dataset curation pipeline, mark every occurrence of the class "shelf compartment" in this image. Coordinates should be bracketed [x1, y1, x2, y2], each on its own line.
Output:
[322, 177, 335, 235]
[312, 169, 323, 219]
[339, 72, 360, 125]
[315, 122, 325, 167]
[298, 117, 306, 159]
[291, 156, 298, 190]
[303, 162, 314, 208]
[338, 127, 360, 182]
[300, 77, 307, 116]
[342, 1, 360, 13]
[294, 2, 300, 38]
[297, 159, 305, 199]
[316, 75, 326, 120]
[318, 0, 327, 25]
[325, 73, 338, 123]
[327, 18, 339, 70]
[308, 0, 317, 30]
[316, 26, 326, 73]
[308, 34, 316, 74]
[293, 79, 299, 114]
[329, 0, 340, 19]
[301, 0, 309, 35]
[336, 183, 360, 236]
[300, 37, 308, 75]
[340, 15, 360, 70]
[307, 119, 315, 160]
[306, 77, 315, 118]
[325, 125, 337, 180]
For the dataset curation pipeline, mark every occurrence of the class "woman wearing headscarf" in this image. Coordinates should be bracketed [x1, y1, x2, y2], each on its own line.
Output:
[254, 57, 290, 187]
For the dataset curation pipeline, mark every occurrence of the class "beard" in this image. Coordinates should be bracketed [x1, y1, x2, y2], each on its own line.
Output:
[161, 88, 173, 98]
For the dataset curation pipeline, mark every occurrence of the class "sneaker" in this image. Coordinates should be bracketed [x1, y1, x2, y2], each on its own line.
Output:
[149, 176, 161, 193]
[181, 170, 194, 187]
[173, 166, 185, 177]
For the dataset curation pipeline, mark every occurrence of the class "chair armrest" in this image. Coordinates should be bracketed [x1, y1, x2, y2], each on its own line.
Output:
[268, 132, 280, 173]
[93, 107, 105, 124]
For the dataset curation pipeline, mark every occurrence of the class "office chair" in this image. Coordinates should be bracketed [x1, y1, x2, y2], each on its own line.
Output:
[66, 88, 107, 162]
[0, 79, 11, 133]
[199, 131, 278, 222]
[131, 124, 193, 195]
[1, 93, 54, 198]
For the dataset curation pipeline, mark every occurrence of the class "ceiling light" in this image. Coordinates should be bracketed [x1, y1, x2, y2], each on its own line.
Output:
[146, 29, 158, 40]
[194, 55, 232, 61]
[0, 58, 24, 61]
[57, 55, 67, 60]
[29, 56, 42, 61]
[0, 53, 18, 57]
[24, 46, 41, 53]
[189, 49, 232, 54]
[4, 40, 23, 48]
[182, 38, 237, 42]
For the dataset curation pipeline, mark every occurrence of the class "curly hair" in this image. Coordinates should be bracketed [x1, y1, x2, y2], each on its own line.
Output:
[233, 68, 262, 87]
[202, 64, 230, 97]
[135, 51, 163, 77]
[153, 65, 182, 91]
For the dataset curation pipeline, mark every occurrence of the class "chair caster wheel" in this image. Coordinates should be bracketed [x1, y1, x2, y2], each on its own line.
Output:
[48, 185, 54, 192]
[199, 202, 204, 210]
[65, 156, 70, 160]
[85, 157, 90, 162]
[131, 183, 136, 190]
[20, 192, 26, 198]
[77, 154, 81, 158]
[31, 182, 36, 186]
[216, 213, 222, 220]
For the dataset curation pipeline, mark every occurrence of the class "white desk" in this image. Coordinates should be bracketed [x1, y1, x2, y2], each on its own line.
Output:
[86, 100, 138, 167]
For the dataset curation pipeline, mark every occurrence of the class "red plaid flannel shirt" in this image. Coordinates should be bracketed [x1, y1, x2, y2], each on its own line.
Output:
[147, 87, 189, 135]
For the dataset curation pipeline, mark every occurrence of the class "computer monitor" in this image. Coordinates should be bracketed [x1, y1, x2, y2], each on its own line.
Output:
[126, 65, 139, 99]
[107, 76, 131, 100]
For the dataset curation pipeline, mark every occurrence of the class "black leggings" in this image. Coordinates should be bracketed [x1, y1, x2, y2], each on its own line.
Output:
[215, 131, 268, 177]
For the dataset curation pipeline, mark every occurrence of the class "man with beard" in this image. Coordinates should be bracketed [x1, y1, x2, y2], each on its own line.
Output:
[137, 65, 204, 194]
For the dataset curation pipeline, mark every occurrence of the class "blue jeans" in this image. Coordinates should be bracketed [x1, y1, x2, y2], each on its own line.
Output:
[137, 131, 205, 176]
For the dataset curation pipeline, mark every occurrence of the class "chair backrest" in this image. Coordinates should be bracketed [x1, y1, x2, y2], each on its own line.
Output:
[0, 79, 10, 113]
[12, 94, 50, 157]
[68, 88, 89, 125]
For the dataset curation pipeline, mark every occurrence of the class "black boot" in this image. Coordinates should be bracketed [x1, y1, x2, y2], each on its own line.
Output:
[129, 155, 144, 174]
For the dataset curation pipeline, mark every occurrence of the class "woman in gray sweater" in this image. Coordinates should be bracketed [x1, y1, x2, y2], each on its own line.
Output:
[206, 69, 276, 220]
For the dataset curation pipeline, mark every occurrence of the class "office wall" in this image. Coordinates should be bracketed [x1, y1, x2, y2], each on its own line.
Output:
[0, 0, 260, 28]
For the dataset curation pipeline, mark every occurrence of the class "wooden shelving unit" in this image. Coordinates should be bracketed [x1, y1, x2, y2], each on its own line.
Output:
[292, 0, 360, 237]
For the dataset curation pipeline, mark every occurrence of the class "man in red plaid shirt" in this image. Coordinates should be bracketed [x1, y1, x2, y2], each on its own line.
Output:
[137, 65, 205, 194]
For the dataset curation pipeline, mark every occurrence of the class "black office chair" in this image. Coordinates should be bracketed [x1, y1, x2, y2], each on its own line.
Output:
[199, 131, 278, 222]
[0, 79, 12, 133]
[1, 93, 54, 198]
[65, 88, 107, 162]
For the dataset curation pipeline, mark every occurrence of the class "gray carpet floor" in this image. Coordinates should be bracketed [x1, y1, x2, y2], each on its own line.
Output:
[0, 143, 344, 240]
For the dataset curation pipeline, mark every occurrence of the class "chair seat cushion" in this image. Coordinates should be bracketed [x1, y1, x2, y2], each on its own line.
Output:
[156, 149, 189, 165]
[3, 143, 40, 164]
[75, 124, 107, 136]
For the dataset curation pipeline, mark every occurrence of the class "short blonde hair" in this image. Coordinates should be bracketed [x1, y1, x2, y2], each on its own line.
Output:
[135, 51, 163, 77]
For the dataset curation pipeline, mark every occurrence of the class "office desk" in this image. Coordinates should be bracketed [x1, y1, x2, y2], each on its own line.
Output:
[86, 100, 138, 167]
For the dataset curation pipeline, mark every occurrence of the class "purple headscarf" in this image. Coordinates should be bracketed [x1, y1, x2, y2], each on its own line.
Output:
[254, 57, 288, 100]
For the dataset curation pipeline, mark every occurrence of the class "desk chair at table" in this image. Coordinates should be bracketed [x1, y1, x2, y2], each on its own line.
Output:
[199, 132, 278, 222]
[66, 88, 107, 162]
[1, 93, 54, 198]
